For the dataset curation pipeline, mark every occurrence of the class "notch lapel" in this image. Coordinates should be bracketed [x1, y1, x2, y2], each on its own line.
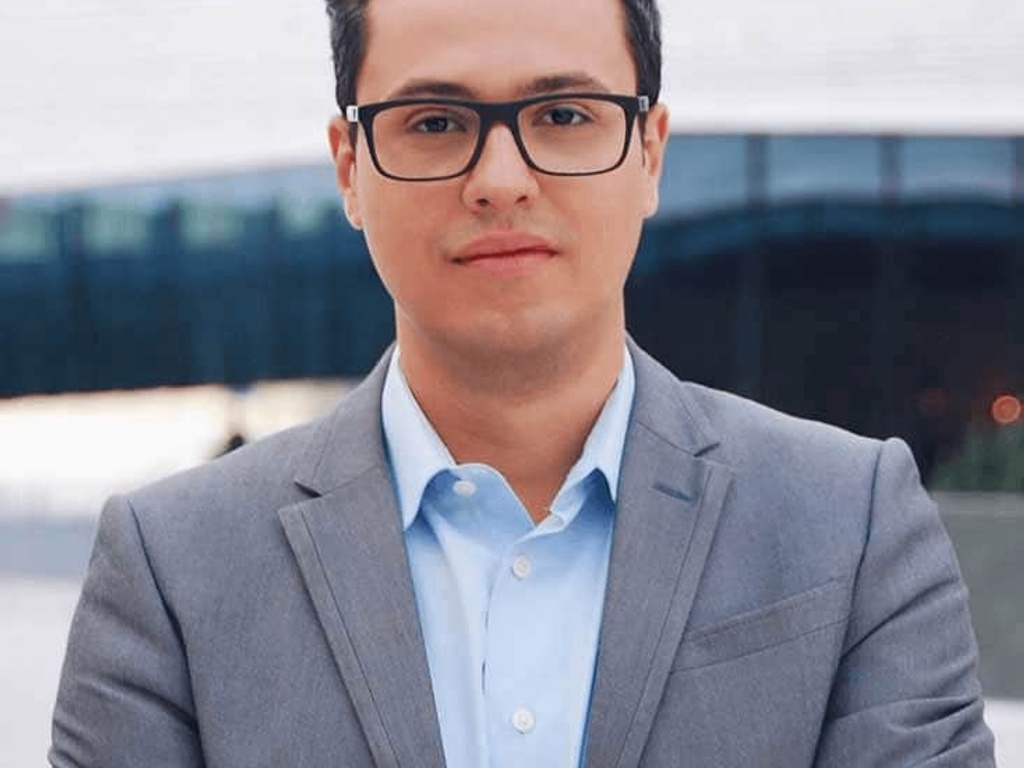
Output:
[279, 350, 446, 768]
[583, 343, 733, 768]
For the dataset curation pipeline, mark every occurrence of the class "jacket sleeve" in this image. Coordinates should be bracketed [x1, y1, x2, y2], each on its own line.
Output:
[49, 494, 205, 768]
[813, 438, 996, 767]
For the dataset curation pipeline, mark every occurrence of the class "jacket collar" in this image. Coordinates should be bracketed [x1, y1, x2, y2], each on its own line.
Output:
[292, 345, 394, 497]
[294, 337, 721, 498]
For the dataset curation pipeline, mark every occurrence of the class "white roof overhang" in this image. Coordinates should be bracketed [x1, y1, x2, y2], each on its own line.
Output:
[2, 0, 1022, 195]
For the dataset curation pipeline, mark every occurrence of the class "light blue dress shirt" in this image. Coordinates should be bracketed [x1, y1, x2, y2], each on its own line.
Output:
[380, 348, 635, 768]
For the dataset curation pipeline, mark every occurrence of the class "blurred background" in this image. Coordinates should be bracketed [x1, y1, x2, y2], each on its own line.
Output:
[1, 0, 1022, 763]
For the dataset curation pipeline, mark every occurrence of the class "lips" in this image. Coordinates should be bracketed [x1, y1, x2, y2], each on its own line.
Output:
[454, 233, 558, 264]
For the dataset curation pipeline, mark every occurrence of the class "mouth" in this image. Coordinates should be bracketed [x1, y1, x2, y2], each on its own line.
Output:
[454, 247, 555, 264]
[453, 233, 558, 270]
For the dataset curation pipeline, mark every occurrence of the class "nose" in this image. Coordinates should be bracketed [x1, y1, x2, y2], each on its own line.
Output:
[460, 123, 540, 213]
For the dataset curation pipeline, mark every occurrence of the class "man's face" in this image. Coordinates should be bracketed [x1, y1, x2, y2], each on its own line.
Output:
[329, 0, 669, 361]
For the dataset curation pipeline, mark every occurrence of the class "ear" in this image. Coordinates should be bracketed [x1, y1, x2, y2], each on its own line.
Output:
[328, 116, 363, 230]
[640, 103, 670, 219]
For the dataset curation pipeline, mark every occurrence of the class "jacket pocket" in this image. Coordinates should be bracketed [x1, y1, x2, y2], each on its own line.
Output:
[671, 577, 851, 672]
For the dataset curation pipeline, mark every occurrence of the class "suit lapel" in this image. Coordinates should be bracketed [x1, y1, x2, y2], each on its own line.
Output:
[583, 342, 733, 768]
[279, 350, 446, 768]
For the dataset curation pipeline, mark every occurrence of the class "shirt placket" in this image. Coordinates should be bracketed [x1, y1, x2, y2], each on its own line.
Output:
[482, 480, 591, 768]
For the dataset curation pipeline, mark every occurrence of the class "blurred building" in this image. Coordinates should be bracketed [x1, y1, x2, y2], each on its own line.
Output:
[3, 135, 1023, 487]
[3, 1, 1023, 485]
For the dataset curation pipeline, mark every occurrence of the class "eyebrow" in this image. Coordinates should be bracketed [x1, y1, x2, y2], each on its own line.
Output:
[385, 72, 614, 101]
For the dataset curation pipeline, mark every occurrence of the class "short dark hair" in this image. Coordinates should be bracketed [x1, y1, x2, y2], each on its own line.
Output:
[324, 0, 662, 113]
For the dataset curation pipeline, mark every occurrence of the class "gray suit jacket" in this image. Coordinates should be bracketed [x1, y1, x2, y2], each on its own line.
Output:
[50, 343, 995, 767]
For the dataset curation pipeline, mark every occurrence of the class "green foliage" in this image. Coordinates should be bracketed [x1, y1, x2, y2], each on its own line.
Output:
[932, 424, 1024, 492]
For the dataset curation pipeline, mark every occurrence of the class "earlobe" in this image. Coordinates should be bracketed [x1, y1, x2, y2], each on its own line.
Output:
[328, 116, 363, 230]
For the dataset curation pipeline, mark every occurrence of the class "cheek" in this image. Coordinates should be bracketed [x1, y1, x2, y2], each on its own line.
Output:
[359, 181, 449, 288]
[573, 175, 647, 275]
[354, 144, 450, 253]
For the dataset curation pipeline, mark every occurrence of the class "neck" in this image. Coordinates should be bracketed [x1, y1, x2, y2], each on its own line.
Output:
[397, 322, 625, 523]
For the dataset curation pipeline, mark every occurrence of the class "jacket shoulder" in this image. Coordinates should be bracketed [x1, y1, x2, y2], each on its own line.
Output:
[679, 380, 883, 477]
[672, 381, 892, 590]
[125, 413, 328, 527]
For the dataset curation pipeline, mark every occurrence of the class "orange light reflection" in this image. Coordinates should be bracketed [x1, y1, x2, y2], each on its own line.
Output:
[991, 395, 1023, 426]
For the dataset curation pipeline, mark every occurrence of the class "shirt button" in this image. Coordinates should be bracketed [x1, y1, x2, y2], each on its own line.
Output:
[548, 514, 565, 529]
[511, 555, 532, 580]
[512, 707, 536, 734]
[453, 479, 476, 498]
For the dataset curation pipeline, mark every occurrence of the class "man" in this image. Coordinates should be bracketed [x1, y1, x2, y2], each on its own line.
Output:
[50, 0, 996, 765]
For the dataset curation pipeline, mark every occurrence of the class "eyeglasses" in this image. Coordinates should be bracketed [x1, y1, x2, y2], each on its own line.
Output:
[345, 93, 650, 182]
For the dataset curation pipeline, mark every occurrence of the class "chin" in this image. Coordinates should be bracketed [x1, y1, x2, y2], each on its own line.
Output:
[444, 310, 578, 361]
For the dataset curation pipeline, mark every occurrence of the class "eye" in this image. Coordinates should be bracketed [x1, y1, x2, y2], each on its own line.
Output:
[411, 113, 466, 133]
[539, 105, 590, 127]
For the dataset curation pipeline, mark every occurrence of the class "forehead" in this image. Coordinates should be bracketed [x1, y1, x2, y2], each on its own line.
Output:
[358, 0, 635, 101]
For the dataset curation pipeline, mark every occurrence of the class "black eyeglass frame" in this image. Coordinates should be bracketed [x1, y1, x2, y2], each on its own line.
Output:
[345, 93, 651, 182]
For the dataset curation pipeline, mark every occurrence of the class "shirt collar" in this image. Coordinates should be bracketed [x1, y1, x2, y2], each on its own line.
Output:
[381, 347, 635, 531]
[556, 347, 634, 508]
[381, 351, 456, 531]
